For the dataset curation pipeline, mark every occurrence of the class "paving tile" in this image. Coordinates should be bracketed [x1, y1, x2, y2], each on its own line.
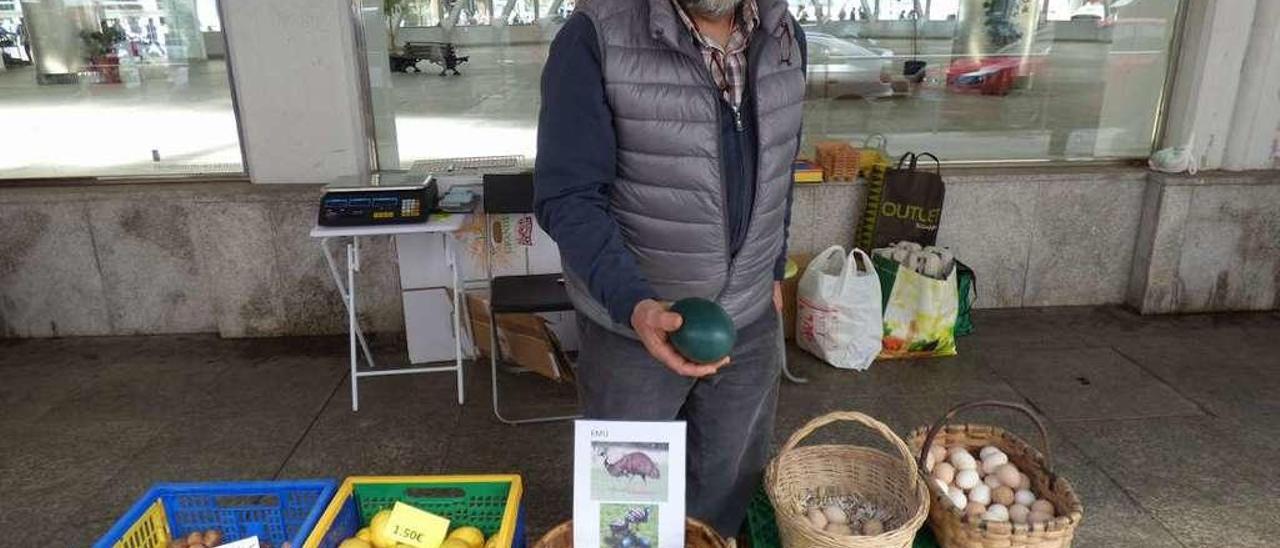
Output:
[983, 347, 1204, 422]
[1059, 416, 1279, 522]
[781, 344, 1023, 401]
[278, 373, 463, 479]
[1113, 337, 1280, 420]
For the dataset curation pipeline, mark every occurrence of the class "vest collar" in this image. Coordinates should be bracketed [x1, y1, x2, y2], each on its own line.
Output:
[648, 0, 791, 50]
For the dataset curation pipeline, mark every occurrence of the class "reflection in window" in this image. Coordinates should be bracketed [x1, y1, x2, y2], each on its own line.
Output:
[360, 0, 1182, 166]
[0, 0, 241, 179]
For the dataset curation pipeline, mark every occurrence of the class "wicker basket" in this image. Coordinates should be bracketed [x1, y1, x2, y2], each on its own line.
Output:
[908, 401, 1084, 548]
[815, 141, 861, 182]
[533, 517, 727, 548]
[766, 411, 930, 548]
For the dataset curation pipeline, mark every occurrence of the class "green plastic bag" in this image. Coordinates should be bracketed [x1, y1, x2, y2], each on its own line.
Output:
[872, 255, 958, 359]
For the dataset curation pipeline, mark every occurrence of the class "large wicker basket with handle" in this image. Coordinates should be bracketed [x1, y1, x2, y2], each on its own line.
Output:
[908, 401, 1084, 548]
[766, 411, 930, 548]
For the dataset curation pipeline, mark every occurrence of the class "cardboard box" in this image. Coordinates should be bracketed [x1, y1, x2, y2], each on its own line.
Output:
[465, 291, 572, 382]
[782, 253, 814, 340]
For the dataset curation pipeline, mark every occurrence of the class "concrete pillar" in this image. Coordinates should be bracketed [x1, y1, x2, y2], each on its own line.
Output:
[1159, 0, 1254, 170]
[20, 0, 96, 84]
[220, 0, 371, 183]
[1222, 0, 1280, 171]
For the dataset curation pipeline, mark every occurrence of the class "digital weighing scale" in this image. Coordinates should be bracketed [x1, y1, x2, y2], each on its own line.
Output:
[317, 173, 440, 227]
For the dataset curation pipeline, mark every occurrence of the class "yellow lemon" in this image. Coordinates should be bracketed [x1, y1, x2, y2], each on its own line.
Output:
[447, 526, 486, 548]
[440, 539, 473, 548]
[339, 539, 374, 548]
[356, 527, 373, 542]
[369, 510, 396, 548]
[484, 535, 500, 548]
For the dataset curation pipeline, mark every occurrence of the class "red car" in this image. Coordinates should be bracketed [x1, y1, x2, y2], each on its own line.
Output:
[946, 38, 1050, 95]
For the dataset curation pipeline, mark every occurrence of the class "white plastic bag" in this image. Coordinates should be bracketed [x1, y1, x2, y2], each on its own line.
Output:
[795, 246, 883, 370]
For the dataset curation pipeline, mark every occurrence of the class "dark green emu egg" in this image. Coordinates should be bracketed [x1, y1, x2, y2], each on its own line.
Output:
[669, 297, 736, 363]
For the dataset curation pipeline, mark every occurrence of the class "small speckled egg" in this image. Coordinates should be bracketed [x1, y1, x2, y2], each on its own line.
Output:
[861, 519, 884, 536]
[807, 507, 829, 529]
[825, 523, 854, 535]
[824, 505, 849, 524]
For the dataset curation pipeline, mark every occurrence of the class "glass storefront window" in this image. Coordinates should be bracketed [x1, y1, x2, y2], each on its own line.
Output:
[0, 0, 241, 179]
[360, 0, 1182, 167]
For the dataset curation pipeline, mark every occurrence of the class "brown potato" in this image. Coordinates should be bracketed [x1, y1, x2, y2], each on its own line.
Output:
[187, 532, 205, 545]
[204, 530, 222, 546]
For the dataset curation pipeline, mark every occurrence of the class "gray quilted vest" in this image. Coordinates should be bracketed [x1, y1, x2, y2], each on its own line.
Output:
[568, 0, 805, 335]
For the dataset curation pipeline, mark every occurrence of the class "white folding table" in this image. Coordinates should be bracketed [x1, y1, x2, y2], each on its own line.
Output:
[310, 213, 470, 411]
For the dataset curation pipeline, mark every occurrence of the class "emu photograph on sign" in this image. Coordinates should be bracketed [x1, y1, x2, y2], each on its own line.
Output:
[591, 441, 669, 502]
[599, 504, 659, 548]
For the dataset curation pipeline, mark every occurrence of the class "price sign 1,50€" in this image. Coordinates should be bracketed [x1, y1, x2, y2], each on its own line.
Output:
[386, 501, 450, 548]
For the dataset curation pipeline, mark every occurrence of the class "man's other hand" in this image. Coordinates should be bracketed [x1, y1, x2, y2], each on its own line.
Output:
[631, 299, 729, 378]
[773, 281, 783, 313]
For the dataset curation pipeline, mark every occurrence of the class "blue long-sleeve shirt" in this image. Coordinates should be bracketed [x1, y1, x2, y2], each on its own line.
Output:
[535, 13, 804, 325]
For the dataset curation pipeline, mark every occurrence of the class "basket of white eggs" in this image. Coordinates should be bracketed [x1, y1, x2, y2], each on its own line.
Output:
[765, 411, 929, 548]
[908, 401, 1083, 548]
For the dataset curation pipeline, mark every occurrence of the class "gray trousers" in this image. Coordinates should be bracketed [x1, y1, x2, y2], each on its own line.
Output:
[576, 308, 783, 537]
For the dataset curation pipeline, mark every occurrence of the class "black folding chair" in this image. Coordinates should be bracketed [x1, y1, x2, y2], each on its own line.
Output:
[483, 173, 581, 424]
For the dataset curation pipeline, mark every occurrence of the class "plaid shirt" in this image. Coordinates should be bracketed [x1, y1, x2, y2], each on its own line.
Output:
[671, 0, 760, 110]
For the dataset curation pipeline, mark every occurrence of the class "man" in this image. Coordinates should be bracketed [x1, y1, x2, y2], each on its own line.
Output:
[534, 0, 806, 537]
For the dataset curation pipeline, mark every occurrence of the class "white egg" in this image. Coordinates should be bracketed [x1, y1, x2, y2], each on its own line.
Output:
[968, 484, 991, 506]
[949, 447, 978, 470]
[980, 452, 1009, 474]
[955, 469, 981, 490]
[984, 474, 1004, 489]
[982, 504, 1010, 523]
[932, 462, 956, 485]
[824, 505, 849, 524]
[997, 463, 1022, 488]
[807, 507, 829, 529]
[1014, 489, 1036, 507]
[925, 451, 936, 472]
[947, 486, 967, 510]
[933, 478, 950, 495]
[1018, 472, 1032, 491]
[1008, 504, 1030, 525]
[979, 445, 1003, 460]
[1031, 499, 1055, 516]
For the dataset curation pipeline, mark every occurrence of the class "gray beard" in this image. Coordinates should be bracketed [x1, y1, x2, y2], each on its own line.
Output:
[678, 0, 741, 18]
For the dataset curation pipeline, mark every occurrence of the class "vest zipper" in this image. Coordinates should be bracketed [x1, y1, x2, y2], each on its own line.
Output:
[731, 105, 744, 132]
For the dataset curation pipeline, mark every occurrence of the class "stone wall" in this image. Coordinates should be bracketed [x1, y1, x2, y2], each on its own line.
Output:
[0, 168, 1276, 338]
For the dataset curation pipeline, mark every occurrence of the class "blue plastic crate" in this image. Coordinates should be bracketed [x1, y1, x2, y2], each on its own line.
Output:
[95, 479, 338, 548]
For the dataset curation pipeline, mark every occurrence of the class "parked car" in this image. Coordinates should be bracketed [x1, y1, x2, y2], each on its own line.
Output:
[805, 32, 894, 99]
[945, 35, 1052, 95]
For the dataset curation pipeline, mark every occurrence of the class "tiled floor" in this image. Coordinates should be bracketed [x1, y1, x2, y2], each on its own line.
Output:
[2, 306, 1278, 547]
